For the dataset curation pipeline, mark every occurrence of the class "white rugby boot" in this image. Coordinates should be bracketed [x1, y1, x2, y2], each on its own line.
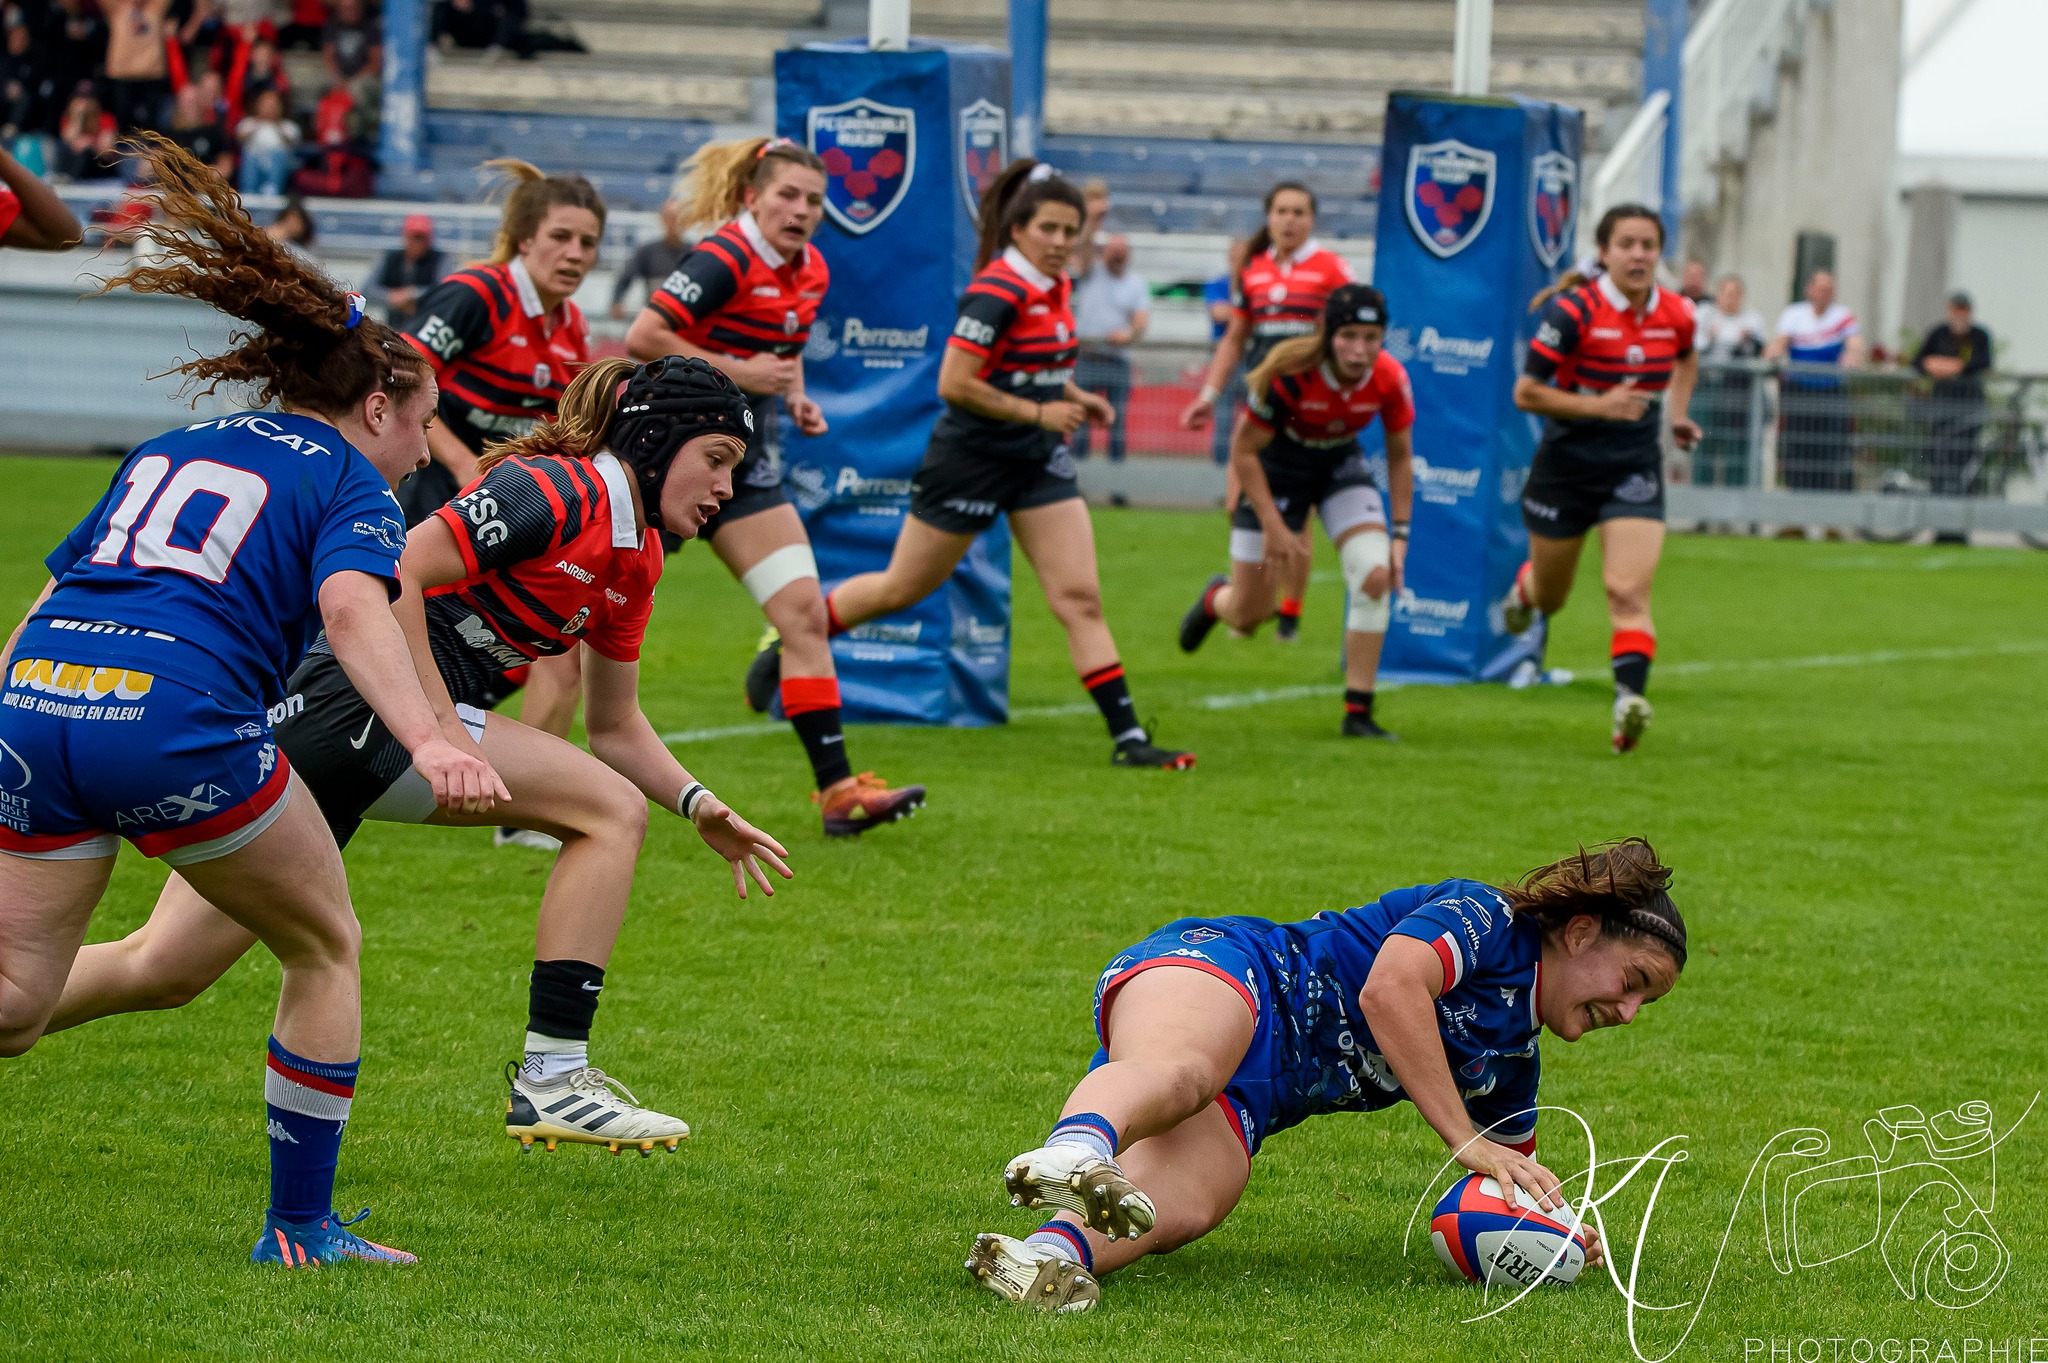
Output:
[1002, 1144, 1156, 1242]
[1500, 560, 1539, 636]
[494, 827, 562, 853]
[505, 1063, 690, 1155]
[1612, 691, 1653, 754]
[965, 1233, 1100, 1313]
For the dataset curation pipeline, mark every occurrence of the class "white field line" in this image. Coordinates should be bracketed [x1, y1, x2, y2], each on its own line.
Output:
[657, 640, 2048, 745]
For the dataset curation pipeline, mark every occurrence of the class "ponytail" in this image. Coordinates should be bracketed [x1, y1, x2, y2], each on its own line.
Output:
[671, 136, 827, 235]
[482, 158, 607, 266]
[1241, 180, 1318, 283]
[1247, 330, 1324, 405]
[973, 157, 1086, 269]
[1500, 837, 1687, 968]
[93, 132, 429, 416]
[1529, 202, 1662, 311]
[477, 357, 636, 473]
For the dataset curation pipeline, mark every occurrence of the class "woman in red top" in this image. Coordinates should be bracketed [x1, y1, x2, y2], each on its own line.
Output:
[1181, 182, 1355, 641]
[1502, 205, 1700, 754]
[400, 161, 603, 843]
[820, 160, 1191, 771]
[0, 147, 83, 250]
[627, 137, 925, 838]
[52, 356, 793, 1155]
[1178, 285, 1416, 738]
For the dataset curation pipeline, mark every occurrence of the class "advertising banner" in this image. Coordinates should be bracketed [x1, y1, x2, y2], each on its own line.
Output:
[1372, 93, 1583, 683]
[775, 42, 1013, 724]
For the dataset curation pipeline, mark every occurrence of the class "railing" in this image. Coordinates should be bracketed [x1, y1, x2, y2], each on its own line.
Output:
[1683, 359, 2048, 503]
[1679, 0, 1818, 215]
[1583, 89, 1668, 255]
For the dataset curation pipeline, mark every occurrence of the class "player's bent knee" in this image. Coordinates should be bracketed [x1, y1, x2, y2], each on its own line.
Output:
[742, 544, 819, 611]
[1341, 530, 1391, 633]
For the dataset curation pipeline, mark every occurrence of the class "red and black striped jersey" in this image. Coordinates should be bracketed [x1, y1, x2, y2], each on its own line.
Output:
[403, 258, 592, 456]
[645, 211, 829, 360]
[1524, 275, 1695, 461]
[0, 186, 19, 242]
[1232, 240, 1355, 368]
[423, 452, 662, 705]
[1246, 352, 1415, 468]
[935, 247, 1077, 462]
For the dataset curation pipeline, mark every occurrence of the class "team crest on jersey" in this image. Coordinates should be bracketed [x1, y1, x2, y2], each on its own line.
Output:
[807, 97, 915, 236]
[1179, 926, 1224, 945]
[533, 362, 551, 390]
[1528, 150, 1576, 269]
[957, 98, 1007, 215]
[1405, 139, 1496, 259]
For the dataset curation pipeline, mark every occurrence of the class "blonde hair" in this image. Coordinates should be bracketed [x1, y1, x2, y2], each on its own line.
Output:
[1247, 329, 1326, 403]
[480, 158, 608, 267]
[671, 136, 827, 235]
[477, 357, 635, 473]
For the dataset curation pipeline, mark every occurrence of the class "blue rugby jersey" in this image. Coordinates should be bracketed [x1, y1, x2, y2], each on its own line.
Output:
[1255, 878, 1543, 1148]
[26, 412, 406, 708]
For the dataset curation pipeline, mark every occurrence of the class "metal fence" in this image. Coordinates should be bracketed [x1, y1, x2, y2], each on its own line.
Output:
[1686, 360, 2048, 500]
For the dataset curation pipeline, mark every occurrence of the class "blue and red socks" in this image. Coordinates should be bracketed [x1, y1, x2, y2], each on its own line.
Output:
[264, 1036, 357, 1223]
[1026, 1221, 1095, 1270]
[1612, 628, 1655, 697]
[1047, 1111, 1119, 1163]
[1081, 664, 1145, 746]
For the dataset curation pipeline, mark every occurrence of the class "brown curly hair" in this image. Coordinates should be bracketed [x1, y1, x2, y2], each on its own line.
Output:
[92, 133, 430, 415]
[1501, 837, 1687, 968]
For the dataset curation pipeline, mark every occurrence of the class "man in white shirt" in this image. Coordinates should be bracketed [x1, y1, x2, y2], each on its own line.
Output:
[1691, 273, 1768, 485]
[1072, 233, 1150, 462]
[1766, 269, 1863, 491]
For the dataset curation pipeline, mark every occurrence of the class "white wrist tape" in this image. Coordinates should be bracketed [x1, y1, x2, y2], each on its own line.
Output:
[739, 543, 819, 608]
[1342, 529, 1391, 633]
[678, 782, 712, 820]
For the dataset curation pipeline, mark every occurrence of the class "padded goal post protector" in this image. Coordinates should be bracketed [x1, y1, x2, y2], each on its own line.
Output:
[1369, 92, 1583, 684]
[774, 41, 1014, 726]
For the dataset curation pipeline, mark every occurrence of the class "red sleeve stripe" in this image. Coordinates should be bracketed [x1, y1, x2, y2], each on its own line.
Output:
[947, 335, 994, 358]
[1527, 339, 1565, 363]
[450, 267, 511, 322]
[432, 503, 484, 577]
[647, 288, 692, 329]
[1430, 932, 1465, 992]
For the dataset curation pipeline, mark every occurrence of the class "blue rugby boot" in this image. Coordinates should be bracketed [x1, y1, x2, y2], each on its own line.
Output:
[251, 1208, 417, 1267]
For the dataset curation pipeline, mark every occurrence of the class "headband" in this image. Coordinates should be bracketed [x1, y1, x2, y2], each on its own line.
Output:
[1026, 162, 1056, 184]
[756, 136, 798, 159]
[1625, 906, 1687, 965]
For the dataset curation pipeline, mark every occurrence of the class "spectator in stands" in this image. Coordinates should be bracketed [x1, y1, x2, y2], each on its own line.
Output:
[279, 0, 331, 51]
[1766, 268, 1863, 493]
[56, 86, 119, 180]
[366, 213, 449, 323]
[2, 12, 58, 145]
[1691, 272, 1766, 486]
[1912, 291, 1993, 508]
[235, 85, 298, 194]
[263, 191, 314, 260]
[100, 0, 174, 131]
[1679, 258, 1709, 305]
[40, 1, 108, 132]
[433, 0, 496, 51]
[1070, 175, 1110, 277]
[0, 143, 84, 249]
[609, 195, 688, 321]
[165, 80, 234, 178]
[1203, 237, 1250, 466]
[321, 0, 379, 104]
[1072, 232, 1149, 463]
[232, 37, 289, 125]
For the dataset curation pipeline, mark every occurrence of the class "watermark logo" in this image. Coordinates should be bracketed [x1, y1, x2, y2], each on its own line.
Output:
[958, 98, 1007, 215]
[1406, 139, 1497, 259]
[1529, 149, 1576, 269]
[808, 97, 915, 236]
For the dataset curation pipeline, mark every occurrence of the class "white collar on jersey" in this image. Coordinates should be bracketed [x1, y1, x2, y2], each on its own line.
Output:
[591, 452, 642, 548]
[1001, 245, 1058, 293]
[507, 255, 546, 318]
[1598, 271, 1659, 318]
[736, 210, 793, 271]
[1319, 359, 1372, 395]
[1275, 237, 1323, 269]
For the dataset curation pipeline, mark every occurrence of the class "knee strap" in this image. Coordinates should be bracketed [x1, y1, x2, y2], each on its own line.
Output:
[1341, 529, 1391, 633]
[739, 543, 819, 608]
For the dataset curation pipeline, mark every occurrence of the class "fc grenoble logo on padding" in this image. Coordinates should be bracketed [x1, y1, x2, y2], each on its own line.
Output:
[957, 98, 1007, 215]
[1405, 139, 1496, 259]
[807, 97, 915, 236]
[1528, 150, 1576, 269]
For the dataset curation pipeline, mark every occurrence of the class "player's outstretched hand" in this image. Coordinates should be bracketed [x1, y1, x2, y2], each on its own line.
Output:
[1457, 1136, 1565, 1217]
[791, 396, 829, 437]
[1179, 393, 1214, 431]
[692, 798, 793, 900]
[413, 735, 511, 814]
[1581, 1220, 1605, 1268]
[1593, 377, 1650, 423]
[1671, 415, 1703, 450]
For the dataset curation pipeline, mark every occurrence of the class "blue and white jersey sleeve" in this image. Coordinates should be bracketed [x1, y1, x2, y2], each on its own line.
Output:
[1383, 880, 1522, 995]
[310, 454, 408, 600]
[44, 472, 124, 583]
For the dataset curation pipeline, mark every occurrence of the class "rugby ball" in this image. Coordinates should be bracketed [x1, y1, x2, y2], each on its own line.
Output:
[1430, 1173, 1588, 1287]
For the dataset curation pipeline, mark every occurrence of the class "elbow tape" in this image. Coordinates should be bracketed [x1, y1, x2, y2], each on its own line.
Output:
[739, 543, 820, 608]
[1341, 529, 1391, 634]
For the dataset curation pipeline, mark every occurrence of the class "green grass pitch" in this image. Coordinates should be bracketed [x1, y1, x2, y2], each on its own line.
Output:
[0, 452, 2042, 1360]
